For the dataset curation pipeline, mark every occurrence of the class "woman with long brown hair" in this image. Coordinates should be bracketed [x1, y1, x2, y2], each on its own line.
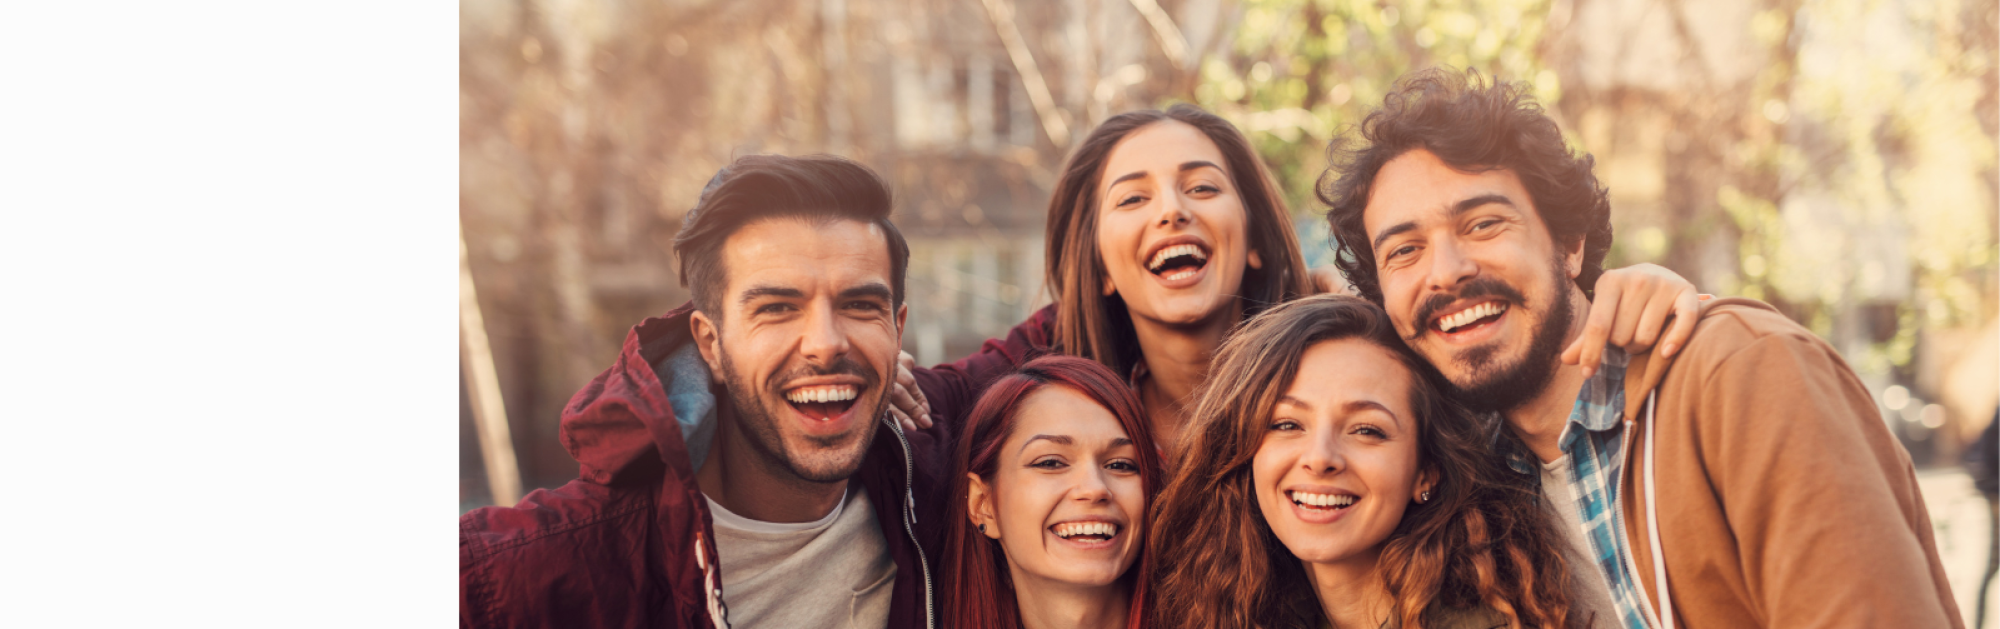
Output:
[942, 356, 1164, 629]
[897, 104, 1700, 453]
[1150, 295, 1573, 629]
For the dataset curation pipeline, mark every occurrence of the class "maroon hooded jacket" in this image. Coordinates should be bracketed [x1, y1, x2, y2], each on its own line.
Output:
[459, 303, 1048, 628]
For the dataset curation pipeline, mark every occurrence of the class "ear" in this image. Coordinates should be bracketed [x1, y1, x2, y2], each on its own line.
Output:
[1562, 237, 1585, 281]
[691, 309, 725, 384]
[1248, 248, 1264, 270]
[1413, 466, 1439, 504]
[1101, 272, 1118, 297]
[895, 303, 908, 340]
[966, 473, 1001, 540]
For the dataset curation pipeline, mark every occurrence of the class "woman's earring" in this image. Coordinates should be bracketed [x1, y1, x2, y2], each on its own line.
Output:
[1419, 490, 1431, 503]
[977, 523, 986, 534]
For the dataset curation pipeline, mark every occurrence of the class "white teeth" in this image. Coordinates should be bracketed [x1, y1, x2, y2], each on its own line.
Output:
[1291, 491, 1356, 508]
[1054, 522, 1119, 538]
[785, 385, 858, 404]
[1438, 302, 1505, 333]
[1147, 243, 1209, 271]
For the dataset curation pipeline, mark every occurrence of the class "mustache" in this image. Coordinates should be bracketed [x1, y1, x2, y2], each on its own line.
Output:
[770, 356, 881, 393]
[1409, 276, 1528, 340]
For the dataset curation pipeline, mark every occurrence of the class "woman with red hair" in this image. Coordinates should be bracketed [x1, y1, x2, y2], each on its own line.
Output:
[942, 356, 1164, 629]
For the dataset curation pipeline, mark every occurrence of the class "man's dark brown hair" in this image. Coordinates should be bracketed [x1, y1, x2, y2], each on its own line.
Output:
[1318, 67, 1613, 303]
[672, 154, 909, 316]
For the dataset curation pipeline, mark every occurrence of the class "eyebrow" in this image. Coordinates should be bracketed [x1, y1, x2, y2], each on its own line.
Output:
[737, 285, 804, 305]
[1272, 397, 1404, 429]
[837, 283, 894, 303]
[1347, 400, 1403, 429]
[1104, 160, 1227, 190]
[1276, 394, 1312, 411]
[1369, 193, 1517, 253]
[1019, 434, 1072, 454]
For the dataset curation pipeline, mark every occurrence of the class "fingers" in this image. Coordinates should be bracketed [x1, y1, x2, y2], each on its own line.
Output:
[894, 351, 932, 429]
[1310, 265, 1347, 295]
[889, 405, 917, 433]
[1570, 277, 1623, 379]
[1659, 289, 1701, 357]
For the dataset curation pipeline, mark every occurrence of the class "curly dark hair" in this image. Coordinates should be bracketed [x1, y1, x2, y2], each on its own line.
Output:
[1317, 67, 1612, 304]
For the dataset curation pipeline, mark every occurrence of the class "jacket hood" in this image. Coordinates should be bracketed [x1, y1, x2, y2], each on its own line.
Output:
[559, 302, 719, 486]
[1621, 297, 1783, 420]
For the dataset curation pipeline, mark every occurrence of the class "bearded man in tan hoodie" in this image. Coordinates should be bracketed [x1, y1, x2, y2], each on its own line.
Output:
[1321, 67, 1963, 629]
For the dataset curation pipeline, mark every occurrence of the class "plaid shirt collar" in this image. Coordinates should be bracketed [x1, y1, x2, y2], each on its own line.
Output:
[1499, 347, 1630, 474]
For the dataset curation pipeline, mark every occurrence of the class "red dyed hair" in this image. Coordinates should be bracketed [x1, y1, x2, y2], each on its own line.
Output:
[940, 356, 1163, 629]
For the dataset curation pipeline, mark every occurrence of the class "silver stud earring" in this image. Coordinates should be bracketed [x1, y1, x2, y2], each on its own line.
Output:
[1419, 490, 1432, 503]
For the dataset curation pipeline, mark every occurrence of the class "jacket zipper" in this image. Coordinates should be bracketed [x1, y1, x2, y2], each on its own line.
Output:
[884, 417, 934, 629]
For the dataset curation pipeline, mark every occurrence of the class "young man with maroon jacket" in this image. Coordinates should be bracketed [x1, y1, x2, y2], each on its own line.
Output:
[459, 154, 1022, 629]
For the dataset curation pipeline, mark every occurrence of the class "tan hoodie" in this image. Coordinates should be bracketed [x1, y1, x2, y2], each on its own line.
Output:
[1617, 298, 1963, 628]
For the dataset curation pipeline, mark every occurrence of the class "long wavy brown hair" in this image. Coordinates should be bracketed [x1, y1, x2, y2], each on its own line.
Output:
[1149, 295, 1573, 629]
[1044, 104, 1312, 377]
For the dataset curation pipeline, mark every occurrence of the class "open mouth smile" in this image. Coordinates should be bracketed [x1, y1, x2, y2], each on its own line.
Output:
[783, 384, 859, 421]
[1286, 489, 1359, 524]
[1144, 240, 1211, 283]
[1430, 300, 1509, 335]
[1049, 519, 1123, 549]
[1288, 490, 1357, 510]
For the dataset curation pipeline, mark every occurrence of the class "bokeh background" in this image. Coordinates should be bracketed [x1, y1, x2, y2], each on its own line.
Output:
[460, 0, 1999, 621]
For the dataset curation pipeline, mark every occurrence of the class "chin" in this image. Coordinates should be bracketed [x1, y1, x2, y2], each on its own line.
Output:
[1051, 565, 1132, 588]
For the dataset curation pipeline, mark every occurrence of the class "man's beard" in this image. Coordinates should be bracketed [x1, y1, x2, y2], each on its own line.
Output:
[1434, 257, 1576, 414]
[716, 350, 885, 484]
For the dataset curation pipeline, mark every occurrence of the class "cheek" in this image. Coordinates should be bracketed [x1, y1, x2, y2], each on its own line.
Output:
[1249, 442, 1288, 504]
[1199, 197, 1250, 242]
[997, 475, 1052, 534]
[1111, 475, 1146, 519]
[1094, 213, 1143, 269]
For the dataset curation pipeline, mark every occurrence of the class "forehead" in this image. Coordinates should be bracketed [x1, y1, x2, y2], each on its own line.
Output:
[1100, 121, 1230, 188]
[719, 217, 893, 290]
[1361, 149, 1536, 238]
[1009, 385, 1130, 446]
[1283, 339, 1413, 415]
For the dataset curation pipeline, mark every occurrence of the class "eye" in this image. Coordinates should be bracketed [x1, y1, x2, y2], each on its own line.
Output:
[844, 300, 887, 313]
[1352, 424, 1388, 439]
[1106, 459, 1139, 473]
[1469, 218, 1503, 233]
[1115, 193, 1147, 208]
[1270, 419, 1302, 432]
[1384, 244, 1418, 261]
[1187, 184, 1220, 195]
[754, 302, 796, 315]
[1030, 457, 1068, 470]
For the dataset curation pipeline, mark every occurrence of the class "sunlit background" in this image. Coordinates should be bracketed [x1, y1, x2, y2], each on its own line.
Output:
[460, 0, 1998, 621]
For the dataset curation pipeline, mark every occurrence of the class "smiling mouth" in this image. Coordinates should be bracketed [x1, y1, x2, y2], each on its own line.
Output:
[1432, 301, 1508, 334]
[1051, 521, 1121, 542]
[784, 384, 859, 421]
[1146, 243, 1210, 282]
[1289, 490, 1357, 511]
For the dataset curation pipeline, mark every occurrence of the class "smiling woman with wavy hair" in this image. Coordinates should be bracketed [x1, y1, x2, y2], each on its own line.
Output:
[1148, 295, 1573, 629]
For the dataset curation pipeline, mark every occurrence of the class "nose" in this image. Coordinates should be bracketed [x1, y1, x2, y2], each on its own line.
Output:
[1072, 465, 1113, 504]
[1423, 236, 1478, 292]
[1297, 430, 1344, 476]
[1155, 188, 1192, 228]
[798, 300, 852, 367]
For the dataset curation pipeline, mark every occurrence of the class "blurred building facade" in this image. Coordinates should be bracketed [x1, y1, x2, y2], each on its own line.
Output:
[460, 0, 1220, 504]
[461, 0, 1998, 506]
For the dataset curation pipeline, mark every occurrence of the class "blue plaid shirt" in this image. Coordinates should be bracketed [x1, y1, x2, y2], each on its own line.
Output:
[1500, 347, 1656, 629]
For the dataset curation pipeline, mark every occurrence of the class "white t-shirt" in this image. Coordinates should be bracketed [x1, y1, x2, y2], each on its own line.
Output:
[704, 488, 898, 628]
[1541, 456, 1625, 629]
